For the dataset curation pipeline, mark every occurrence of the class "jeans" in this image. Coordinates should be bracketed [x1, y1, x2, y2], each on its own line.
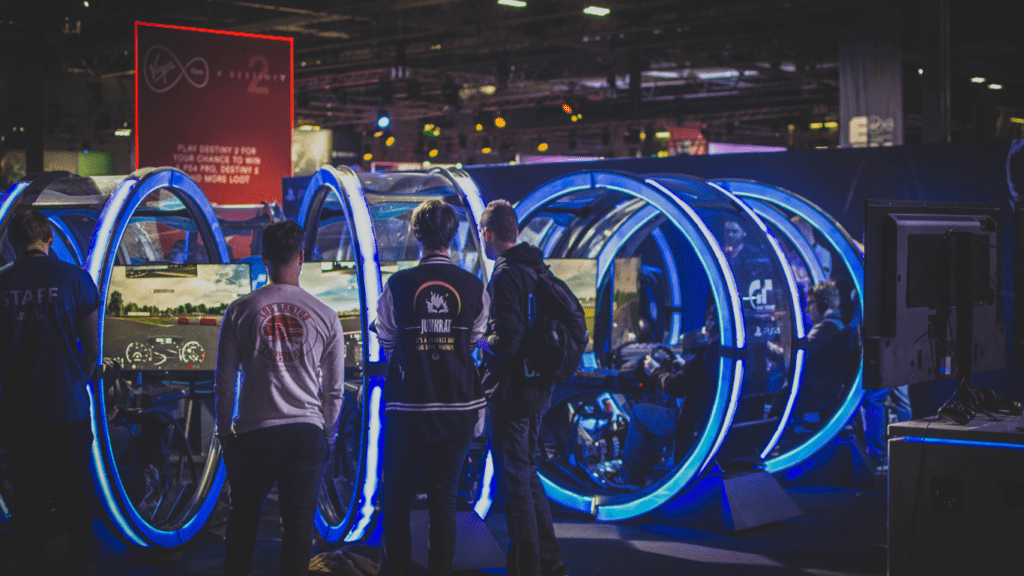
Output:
[621, 403, 677, 484]
[862, 385, 912, 461]
[487, 405, 564, 576]
[2, 417, 96, 569]
[381, 415, 474, 576]
[223, 423, 329, 576]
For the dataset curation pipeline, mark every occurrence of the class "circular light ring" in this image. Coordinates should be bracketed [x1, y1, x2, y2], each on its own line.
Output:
[430, 167, 497, 519]
[711, 179, 865, 474]
[299, 166, 383, 543]
[515, 170, 744, 521]
[85, 168, 230, 547]
[743, 198, 828, 287]
[693, 178, 805, 460]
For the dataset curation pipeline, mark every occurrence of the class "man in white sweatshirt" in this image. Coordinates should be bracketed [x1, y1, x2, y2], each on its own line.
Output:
[214, 220, 345, 576]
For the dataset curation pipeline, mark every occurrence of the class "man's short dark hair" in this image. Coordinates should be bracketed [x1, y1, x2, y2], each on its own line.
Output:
[261, 220, 305, 267]
[808, 281, 841, 311]
[412, 199, 459, 252]
[480, 199, 518, 244]
[8, 210, 52, 251]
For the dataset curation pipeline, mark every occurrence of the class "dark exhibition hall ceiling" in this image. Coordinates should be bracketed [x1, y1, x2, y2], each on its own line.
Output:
[1, 0, 1022, 157]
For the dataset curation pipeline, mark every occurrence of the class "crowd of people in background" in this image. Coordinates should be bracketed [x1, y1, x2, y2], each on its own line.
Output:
[0, 201, 908, 576]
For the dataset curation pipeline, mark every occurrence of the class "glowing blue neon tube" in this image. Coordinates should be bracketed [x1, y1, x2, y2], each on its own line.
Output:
[713, 179, 865, 475]
[516, 171, 744, 521]
[85, 168, 229, 547]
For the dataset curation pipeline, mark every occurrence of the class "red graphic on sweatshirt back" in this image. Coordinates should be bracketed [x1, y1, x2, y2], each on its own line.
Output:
[255, 303, 314, 362]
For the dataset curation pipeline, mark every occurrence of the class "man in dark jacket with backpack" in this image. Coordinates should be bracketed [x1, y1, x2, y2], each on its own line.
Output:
[479, 199, 569, 576]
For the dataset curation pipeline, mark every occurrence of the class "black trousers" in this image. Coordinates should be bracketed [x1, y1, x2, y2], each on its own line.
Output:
[381, 415, 474, 576]
[487, 405, 563, 576]
[222, 423, 328, 576]
[2, 417, 96, 569]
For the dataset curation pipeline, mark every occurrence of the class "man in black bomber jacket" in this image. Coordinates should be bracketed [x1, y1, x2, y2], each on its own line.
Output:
[375, 199, 489, 576]
[479, 199, 568, 576]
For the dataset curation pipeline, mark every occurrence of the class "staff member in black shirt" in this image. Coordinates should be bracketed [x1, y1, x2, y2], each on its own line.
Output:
[0, 210, 101, 575]
[375, 200, 489, 576]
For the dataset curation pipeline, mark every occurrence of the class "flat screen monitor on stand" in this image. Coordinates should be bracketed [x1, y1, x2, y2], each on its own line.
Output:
[863, 200, 1006, 424]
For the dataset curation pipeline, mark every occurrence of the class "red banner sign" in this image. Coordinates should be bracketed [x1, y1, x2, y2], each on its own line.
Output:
[135, 22, 293, 204]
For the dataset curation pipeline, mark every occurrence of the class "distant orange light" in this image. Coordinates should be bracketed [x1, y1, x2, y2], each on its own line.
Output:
[562, 103, 573, 114]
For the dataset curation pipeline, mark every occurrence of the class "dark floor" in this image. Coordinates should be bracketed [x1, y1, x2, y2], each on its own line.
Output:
[0, 474, 887, 576]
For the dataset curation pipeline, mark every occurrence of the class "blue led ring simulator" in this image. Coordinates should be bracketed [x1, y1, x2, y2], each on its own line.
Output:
[514, 171, 745, 521]
[85, 168, 231, 547]
[711, 179, 865, 475]
[431, 166, 496, 518]
[299, 166, 383, 543]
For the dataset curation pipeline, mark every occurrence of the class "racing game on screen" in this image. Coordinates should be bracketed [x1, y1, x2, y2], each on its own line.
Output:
[104, 263, 251, 371]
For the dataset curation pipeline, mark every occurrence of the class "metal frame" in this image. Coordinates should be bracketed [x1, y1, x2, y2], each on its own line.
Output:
[711, 179, 865, 475]
[514, 171, 746, 521]
[85, 167, 230, 547]
[298, 166, 383, 543]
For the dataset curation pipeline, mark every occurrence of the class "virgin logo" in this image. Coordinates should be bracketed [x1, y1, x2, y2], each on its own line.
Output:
[144, 45, 209, 93]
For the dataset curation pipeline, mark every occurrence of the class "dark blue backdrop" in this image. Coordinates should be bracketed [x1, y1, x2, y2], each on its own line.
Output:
[466, 141, 1022, 415]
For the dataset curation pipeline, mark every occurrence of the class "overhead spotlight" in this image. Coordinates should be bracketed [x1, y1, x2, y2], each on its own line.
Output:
[971, 77, 986, 83]
[385, 135, 396, 147]
[809, 122, 823, 130]
[494, 116, 506, 128]
[824, 121, 838, 129]
[654, 130, 671, 139]
[570, 114, 579, 122]
[475, 123, 484, 132]
[562, 102, 573, 115]
[363, 152, 373, 161]
[298, 125, 321, 131]
[583, 6, 610, 17]
[482, 147, 493, 154]
[373, 131, 384, 138]
[376, 109, 391, 129]
[432, 127, 441, 137]
[429, 148, 439, 158]
[480, 85, 498, 95]
[988, 83, 1003, 90]
[497, 0, 527, 7]
[537, 141, 549, 152]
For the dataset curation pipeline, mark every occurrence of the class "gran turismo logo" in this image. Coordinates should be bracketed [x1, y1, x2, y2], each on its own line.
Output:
[144, 45, 210, 93]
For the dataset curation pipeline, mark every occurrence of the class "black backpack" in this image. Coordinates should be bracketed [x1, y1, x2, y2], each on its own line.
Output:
[522, 265, 590, 383]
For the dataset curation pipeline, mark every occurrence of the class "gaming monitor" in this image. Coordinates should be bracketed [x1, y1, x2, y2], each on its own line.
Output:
[104, 263, 251, 371]
[863, 200, 1003, 389]
[611, 257, 642, 351]
[546, 258, 598, 353]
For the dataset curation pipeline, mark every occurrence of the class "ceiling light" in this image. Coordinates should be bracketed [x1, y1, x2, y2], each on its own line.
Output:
[376, 109, 391, 129]
[482, 147, 492, 154]
[422, 161, 432, 168]
[114, 128, 131, 137]
[562, 103, 573, 114]
[918, 69, 923, 75]
[385, 136, 396, 146]
[498, 0, 527, 7]
[824, 121, 838, 129]
[571, 115, 579, 122]
[656, 150, 670, 158]
[583, 6, 610, 16]
[1010, 117, 1024, 124]
[480, 85, 498, 95]
[429, 148, 439, 158]
[988, 83, 1003, 90]
[655, 131, 671, 139]
[475, 123, 484, 131]
[809, 122, 823, 130]
[537, 142, 549, 152]
[373, 131, 384, 138]
[431, 127, 441, 137]
[363, 152, 373, 161]
[494, 116, 506, 128]
[298, 125, 321, 131]
[971, 77, 986, 83]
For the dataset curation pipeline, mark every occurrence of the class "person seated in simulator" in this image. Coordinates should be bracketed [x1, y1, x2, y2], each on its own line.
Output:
[796, 281, 851, 415]
[614, 312, 720, 488]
